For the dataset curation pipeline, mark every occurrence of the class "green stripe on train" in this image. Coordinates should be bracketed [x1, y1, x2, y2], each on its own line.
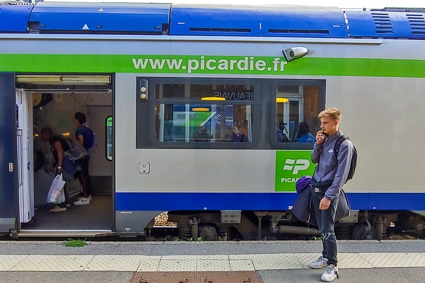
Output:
[1, 54, 425, 77]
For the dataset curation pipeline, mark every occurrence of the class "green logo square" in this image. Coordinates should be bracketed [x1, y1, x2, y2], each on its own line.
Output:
[275, 150, 315, 192]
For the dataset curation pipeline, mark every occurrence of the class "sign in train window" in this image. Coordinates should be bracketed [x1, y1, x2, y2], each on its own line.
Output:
[154, 84, 253, 143]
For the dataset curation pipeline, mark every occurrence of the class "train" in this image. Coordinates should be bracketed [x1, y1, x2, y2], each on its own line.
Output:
[1, 1, 425, 241]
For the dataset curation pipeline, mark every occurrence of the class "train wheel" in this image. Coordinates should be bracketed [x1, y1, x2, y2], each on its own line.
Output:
[352, 222, 376, 240]
[199, 224, 218, 241]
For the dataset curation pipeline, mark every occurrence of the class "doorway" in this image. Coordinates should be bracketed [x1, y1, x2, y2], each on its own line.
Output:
[16, 74, 114, 235]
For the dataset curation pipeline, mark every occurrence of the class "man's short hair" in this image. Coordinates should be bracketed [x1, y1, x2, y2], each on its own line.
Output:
[278, 122, 286, 130]
[318, 107, 341, 121]
[74, 112, 86, 124]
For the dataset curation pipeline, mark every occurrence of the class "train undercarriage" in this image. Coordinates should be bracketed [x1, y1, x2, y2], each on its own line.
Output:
[146, 210, 425, 241]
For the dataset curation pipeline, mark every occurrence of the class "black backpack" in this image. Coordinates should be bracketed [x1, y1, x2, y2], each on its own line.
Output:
[334, 135, 357, 183]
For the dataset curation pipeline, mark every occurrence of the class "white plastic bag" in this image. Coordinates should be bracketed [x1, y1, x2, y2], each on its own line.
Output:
[46, 174, 66, 204]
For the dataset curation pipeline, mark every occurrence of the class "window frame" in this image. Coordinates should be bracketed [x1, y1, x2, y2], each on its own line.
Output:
[271, 79, 326, 149]
[138, 77, 259, 149]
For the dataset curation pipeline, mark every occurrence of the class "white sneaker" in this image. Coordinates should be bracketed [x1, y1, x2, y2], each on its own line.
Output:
[77, 195, 92, 201]
[74, 197, 90, 206]
[308, 256, 328, 269]
[321, 264, 339, 282]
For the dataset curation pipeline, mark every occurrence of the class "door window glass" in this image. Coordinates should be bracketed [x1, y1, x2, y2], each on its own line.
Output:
[106, 116, 112, 160]
[275, 85, 320, 143]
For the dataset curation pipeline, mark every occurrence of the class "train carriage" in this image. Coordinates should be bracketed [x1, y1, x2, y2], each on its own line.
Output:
[1, 1, 425, 240]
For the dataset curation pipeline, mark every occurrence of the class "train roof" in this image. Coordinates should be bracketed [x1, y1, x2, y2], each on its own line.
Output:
[0, 1, 425, 39]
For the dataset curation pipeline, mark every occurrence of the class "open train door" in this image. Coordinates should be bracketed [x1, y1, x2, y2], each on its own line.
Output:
[0, 73, 18, 236]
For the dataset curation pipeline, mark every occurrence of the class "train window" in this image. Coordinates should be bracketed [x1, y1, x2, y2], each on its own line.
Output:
[154, 83, 253, 143]
[275, 85, 320, 143]
[106, 116, 112, 160]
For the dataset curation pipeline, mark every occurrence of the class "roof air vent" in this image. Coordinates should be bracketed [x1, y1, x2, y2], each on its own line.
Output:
[407, 13, 425, 35]
[371, 12, 393, 34]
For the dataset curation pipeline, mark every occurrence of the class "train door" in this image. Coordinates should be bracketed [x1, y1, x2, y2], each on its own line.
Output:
[16, 89, 34, 225]
[0, 73, 18, 234]
[14, 74, 114, 236]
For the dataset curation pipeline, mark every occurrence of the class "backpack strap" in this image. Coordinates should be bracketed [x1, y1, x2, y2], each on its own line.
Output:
[334, 135, 348, 158]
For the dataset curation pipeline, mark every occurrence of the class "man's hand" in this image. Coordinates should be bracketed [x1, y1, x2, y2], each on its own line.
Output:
[316, 131, 327, 144]
[319, 197, 331, 210]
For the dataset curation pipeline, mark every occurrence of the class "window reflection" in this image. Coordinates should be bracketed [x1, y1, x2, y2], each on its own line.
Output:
[155, 84, 254, 101]
[155, 103, 252, 143]
[155, 84, 253, 143]
[275, 85, 319, 143]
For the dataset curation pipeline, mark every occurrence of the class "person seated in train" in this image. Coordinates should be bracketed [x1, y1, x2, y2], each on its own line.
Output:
[294, 122, 316, 143]
[276, 121, 289, 142]
[193, 126, 213, 142]
[40, 127, 82, 212]
[231, 125, 245, 142]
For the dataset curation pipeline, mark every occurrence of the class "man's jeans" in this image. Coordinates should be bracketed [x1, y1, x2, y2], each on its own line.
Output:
[311, 185, 339, 266]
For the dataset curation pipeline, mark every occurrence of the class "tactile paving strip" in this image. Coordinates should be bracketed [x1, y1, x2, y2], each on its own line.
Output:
[10, 255, 94, 271]
[85, 255, 156, 271]
[1, 252, 425, 272]
[131, 271, 261, 283]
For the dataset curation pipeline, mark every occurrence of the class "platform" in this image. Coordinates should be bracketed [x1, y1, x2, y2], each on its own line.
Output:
[1, 240, 425, 283]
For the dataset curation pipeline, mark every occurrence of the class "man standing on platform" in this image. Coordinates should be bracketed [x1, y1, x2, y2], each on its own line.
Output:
[308, 108, 355, 282]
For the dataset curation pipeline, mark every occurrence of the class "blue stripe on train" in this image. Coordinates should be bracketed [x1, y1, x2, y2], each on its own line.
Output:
[116, 192, 425, 211]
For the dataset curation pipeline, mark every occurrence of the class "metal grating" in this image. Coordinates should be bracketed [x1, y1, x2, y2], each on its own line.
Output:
[371, 12, 393, 34]
[407, 13, 425, 35]
[131, 271, 261, 283]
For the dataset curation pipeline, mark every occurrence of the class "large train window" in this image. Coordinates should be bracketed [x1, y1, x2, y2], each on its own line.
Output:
[275, 84, 322, 143]
[154, 83, 253, 143]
